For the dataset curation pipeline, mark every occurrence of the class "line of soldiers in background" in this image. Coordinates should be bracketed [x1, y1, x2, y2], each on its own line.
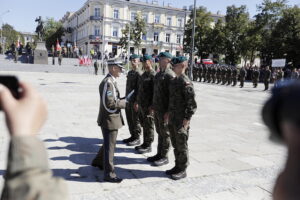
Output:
[192, 64, 300, 91]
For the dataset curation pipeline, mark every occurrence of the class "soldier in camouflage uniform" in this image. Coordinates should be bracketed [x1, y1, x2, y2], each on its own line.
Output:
[221, 66, 227, 85]
[207, 66, 211, 83]
[252, 67, 260, 88]
[231, 67, 238, 86]
[94, 60, 99, 75]
[216, 66, 222, 84]
[198, 64, 203, 82]
[275, 68, 284, 87]
[239, 67, 247, 88]
[123, 54, 143, 146]
[148, 52, 175, 166]
[135, 55, 156, 154]
[202, 64, 207, 82]
[192, 63, 198, 81]
[166, 56, 197, 180]
[226, 67, 232, 85]
[211, 65, 217, 83]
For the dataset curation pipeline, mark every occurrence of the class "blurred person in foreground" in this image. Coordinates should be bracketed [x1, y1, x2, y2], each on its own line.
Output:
[0, 81, 68, 200]
[262, 80, 300, 200]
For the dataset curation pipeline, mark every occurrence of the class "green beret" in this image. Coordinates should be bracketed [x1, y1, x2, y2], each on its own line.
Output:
[158, 52, 173, 59]
[171, 56, 188, 65]
[141, 54, 152, 62]
[130, 54, 140, 60]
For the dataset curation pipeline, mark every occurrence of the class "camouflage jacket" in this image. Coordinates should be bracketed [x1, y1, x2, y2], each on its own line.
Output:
[168, 74, 197, 123]
[125, 68, 142, 104]
[137, 69, 156, 110]
[153, 67, 175, 114]
[1, 136, 68, 200]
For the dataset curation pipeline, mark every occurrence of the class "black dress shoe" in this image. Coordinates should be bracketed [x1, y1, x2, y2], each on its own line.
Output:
[123, 137, 133, 143]
[91, 162, 104, 170]
[153, 157, 169, 166]
[147, 154, 160, 162]
[104, 177, 123, 183]
[137, 146, 151, 154]
[135, 144, 145, 150]
[165, 166, 180, 175]
[171, 170, 187, 180]
[127, 138, 141, 146]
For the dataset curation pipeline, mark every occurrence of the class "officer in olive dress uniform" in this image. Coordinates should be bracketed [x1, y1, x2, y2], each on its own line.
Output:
[148, 52, 175, 166]
[135, 55, 156, 154]
[91, 59, 128, 183]
[252, 67, 260, 88]
[123, 54, 143, 146]
[166, 56, 197, 180]
[264, 66, 272, 91]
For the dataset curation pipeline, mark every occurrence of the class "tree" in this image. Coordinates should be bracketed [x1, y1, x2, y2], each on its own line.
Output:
[1, 24, 24, 50]
[207, 19, 226, 62]
[119, 13, 146, 54]
[255, 0, 288, 65]
[223, 5, 249, 65]
[42, 17, 64, 49]
[271, 6, 300, 67]
[184, 6, 213, 58]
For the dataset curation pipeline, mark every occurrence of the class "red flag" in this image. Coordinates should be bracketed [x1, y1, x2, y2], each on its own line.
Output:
[56, 39, 61, 51]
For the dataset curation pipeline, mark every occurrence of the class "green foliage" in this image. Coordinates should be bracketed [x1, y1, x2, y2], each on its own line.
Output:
[184, 6, 213, 58]
[1, 24, 24, 50]
[119, 13, 146, 53]
[42, 17, 64, 49]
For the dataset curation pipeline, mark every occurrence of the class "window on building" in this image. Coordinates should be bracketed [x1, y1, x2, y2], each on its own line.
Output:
[177, 18, 183, 27]
[154, 15, 160, 23]
[142, 14, 148, 23]
[166, 33, 170, 43]
[166, 17, 172, 26]
[142, 34, 147, 40]
[177, 35, 181, 43]
[131, 12, 137, 21]
[112, 27, 118, 37]
[154, 32, 159, 41]
[94, 26, 100, 36]
[113, 9, 119, 19]
[95, 8, 100, 17]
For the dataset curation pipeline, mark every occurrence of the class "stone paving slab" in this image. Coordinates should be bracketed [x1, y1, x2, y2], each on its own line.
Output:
[0, 60, 286, 199]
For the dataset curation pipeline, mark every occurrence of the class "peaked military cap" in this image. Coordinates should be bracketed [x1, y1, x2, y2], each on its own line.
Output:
[141, 54, 152, 62]
[130, 54, 140, 60]
[107, 59, 124, 69]
[171, 56, 188, 65]
[158, 52, 173, 59]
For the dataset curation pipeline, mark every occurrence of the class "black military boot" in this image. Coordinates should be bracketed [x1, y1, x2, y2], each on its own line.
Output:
[137, 145, 151, 154]
[127, 138, 141, 146]
[171, 170, 187, 180]
[152, 157, 169, 166]
[123, 136, 134, 144]
[147, 154, 161, 162]
[165, 166, 180, 175]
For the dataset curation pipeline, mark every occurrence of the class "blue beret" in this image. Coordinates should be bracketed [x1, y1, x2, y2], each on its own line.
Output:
[158, 52, 173, 59]
[171, 56, 188, 65]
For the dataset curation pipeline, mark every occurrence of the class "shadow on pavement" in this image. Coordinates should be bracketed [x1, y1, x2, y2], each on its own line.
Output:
[45, 136, 166, 182]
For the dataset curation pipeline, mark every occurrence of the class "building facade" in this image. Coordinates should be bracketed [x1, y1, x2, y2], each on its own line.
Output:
[20, 32, 36, 45]
[60, 0, 189, 57]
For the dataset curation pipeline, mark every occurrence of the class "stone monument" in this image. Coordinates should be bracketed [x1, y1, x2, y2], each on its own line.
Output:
[34, 16, 48, 64]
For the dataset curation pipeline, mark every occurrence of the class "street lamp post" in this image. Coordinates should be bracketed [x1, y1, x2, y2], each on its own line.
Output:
[0, 10, 10, 54]
[189, 0, 196, 79]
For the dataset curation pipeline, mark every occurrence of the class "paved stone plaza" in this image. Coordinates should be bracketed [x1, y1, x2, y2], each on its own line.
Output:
[0, 56, 286, 199]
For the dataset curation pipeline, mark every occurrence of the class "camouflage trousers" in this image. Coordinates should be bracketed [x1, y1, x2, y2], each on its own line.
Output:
[253, 78, 259, 87]
[240, 78, 245, 87]
[168, 122, 190, 171]
[232, 77, 237, 86]
[154, 112, 170, 158]
[125, 103, 142, 139]
[140, 108, 154, 146]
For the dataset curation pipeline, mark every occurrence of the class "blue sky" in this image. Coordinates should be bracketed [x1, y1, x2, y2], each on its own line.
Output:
[0, 0, 299, 32]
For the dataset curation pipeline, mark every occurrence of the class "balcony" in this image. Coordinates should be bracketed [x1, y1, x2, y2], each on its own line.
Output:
[90, 16, 103, 21]
[151, 23, 164, 29]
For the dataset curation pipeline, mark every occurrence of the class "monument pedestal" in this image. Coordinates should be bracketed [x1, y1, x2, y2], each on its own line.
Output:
[34, 41, 48, 64]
